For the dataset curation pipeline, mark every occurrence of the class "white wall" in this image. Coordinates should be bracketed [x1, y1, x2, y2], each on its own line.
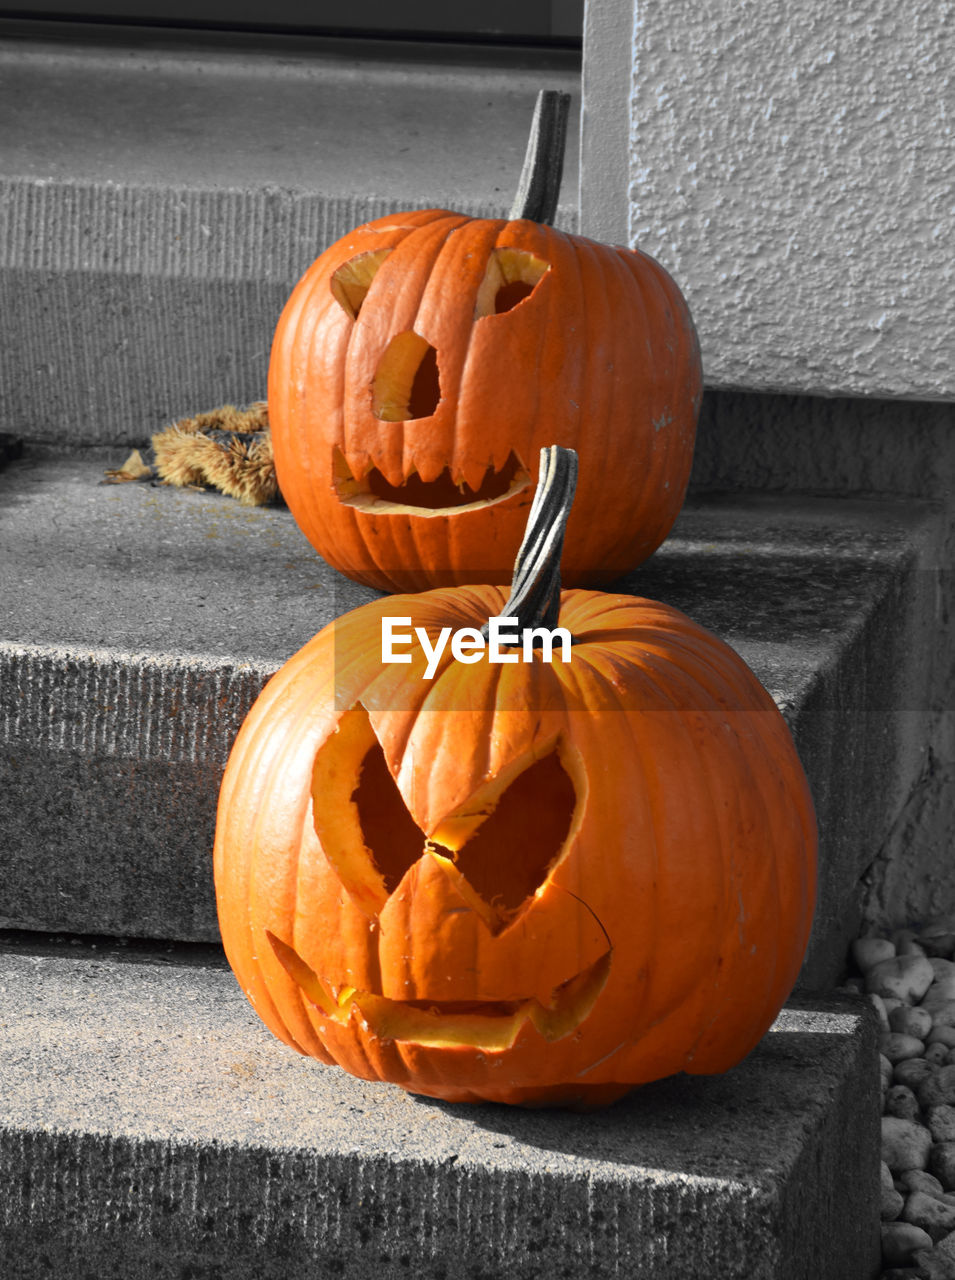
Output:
[580, 0, 954, 400]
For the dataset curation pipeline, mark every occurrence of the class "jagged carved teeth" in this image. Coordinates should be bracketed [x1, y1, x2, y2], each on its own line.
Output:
[333, 448, 531, 515]
[268, 932, 611, 1051]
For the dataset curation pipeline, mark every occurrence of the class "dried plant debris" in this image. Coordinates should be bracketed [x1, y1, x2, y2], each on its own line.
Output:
[103, 448, 153, 484]
[152, 402, 277, 506]
[101, 403, 279, 506]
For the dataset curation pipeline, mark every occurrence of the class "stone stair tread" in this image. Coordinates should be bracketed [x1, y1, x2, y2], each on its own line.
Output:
[0, 454, 921, 672]
[0, 23, 580, 213]
[0, 938, 879, 1279]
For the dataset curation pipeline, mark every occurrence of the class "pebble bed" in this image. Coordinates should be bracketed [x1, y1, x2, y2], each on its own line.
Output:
[844, 918, 955, 1280]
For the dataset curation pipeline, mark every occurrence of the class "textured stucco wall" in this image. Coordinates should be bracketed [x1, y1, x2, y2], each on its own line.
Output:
[581, 0, 954, 400]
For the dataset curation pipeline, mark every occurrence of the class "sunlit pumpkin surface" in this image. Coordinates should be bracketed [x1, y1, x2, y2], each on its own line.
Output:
[214, 588, 817, 1108]
[268, 211, 703, 592]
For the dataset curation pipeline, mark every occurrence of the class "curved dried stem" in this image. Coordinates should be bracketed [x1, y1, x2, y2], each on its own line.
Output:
[509, 89, 571, 225]
[486, 445, 578, 637]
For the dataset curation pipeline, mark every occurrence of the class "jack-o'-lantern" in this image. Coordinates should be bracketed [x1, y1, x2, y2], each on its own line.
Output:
[267, 93, 702, 592]
[214, 449, 817, 1107]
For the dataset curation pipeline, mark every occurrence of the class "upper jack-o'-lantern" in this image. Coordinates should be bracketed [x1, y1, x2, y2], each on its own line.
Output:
[268, 93, 703, 593]
[214, 448, 817, 1108]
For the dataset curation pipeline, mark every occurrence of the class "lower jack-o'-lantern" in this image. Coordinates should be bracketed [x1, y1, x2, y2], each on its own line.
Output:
[267, 92, 703, 593]
[214, 448, 817, 1107]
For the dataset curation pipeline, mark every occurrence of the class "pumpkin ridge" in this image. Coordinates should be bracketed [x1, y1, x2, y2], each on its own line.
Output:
[551, 657, 664, 1036]
[244, 674, 336, 1058]
[679, 714, 787, 1074]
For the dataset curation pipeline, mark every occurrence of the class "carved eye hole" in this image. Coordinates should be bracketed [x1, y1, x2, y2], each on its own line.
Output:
[474, 247, 550, 319]
[330, 249, 392, 320]
[312, 706, 578, 923]
[372, 331, 441, 421]
[433, 751, 577, 914]
[352, 739, 424, 896]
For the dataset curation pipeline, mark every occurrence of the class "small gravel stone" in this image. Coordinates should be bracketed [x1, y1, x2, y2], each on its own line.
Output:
[929, 1044, 954, 1066]
[885, 1187, 906, 1221]
[886, 1034, 931, 1064]
[924, 980, 955, 1014]
[883, 1053, 899, 1090]
[904, 1191, 955, 1241]
[929, 960, 955, 983]
[892, 1006, 937, 1040]
[883, 1220, 935, 1265]
[857, 937, 899, 971]
[930, 1143, 955, 1191]
[884, 1116, 934, 1171]
[896, 1058, 938, 1090]
[920, 929, 955, 960]
[902, 1170, 950, 1199]
[914, 1245, 955, 1279]
[930, 1028, 955, 1049]
[929, 1002, 955, 1029]
[884, 1159, 906, 1219]
[929, 1108, 955, 1144]
[895, 928, 929, 956]
[870, 993, 892, 1027]
[887, 1085, 924, 1122]
[919, 1067, 955, 1109]
[937, 1229, 955, 1260]
[869, 956, 937, 1004]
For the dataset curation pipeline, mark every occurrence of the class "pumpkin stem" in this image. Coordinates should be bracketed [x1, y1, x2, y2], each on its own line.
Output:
[486, 445, 578, 639]
[509, 89, 571, 225]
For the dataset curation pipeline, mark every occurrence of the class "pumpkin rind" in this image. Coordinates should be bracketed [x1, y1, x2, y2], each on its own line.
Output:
[214, 587, 817, 1107]
[268, 211, 702, 592]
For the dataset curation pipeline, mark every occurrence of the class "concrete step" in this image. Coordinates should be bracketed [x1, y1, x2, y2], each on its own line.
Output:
[0, 933, 879, 1279]
[1, 454, 942, 988]
[0, 19, 579, 447]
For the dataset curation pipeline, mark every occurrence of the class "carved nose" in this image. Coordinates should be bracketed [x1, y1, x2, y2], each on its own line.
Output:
[372, 331, 440, 421]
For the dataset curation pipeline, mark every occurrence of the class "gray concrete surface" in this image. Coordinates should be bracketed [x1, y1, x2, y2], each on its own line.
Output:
[0, 22, 579, 446]
[0, 941, 880, 1279]
[690, 388, 955, 940]
[580, 0, 955, 399]
[0, 454, 943, 992]
[0, 25, 580, 206]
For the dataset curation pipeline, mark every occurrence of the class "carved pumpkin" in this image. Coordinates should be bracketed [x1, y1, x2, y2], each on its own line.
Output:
[214, 450, 816, 1107]
[268, 95, 702, 593]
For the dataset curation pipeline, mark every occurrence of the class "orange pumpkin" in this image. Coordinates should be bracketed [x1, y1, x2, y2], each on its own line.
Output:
[268, 99, 702, 592]
[214, 450, 816, 1107]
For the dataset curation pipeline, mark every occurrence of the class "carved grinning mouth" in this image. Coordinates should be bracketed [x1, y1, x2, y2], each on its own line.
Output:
[333, 448, 531, 515]
[268, 932, 611, 1051]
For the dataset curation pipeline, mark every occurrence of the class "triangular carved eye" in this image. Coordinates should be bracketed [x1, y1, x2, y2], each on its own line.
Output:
[330, 249, 392, 320]
[311, 705, 577, 922]
[352, 738, 424, 896]
[437, 751, 576, 913]
[474, 247, 550, 319]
